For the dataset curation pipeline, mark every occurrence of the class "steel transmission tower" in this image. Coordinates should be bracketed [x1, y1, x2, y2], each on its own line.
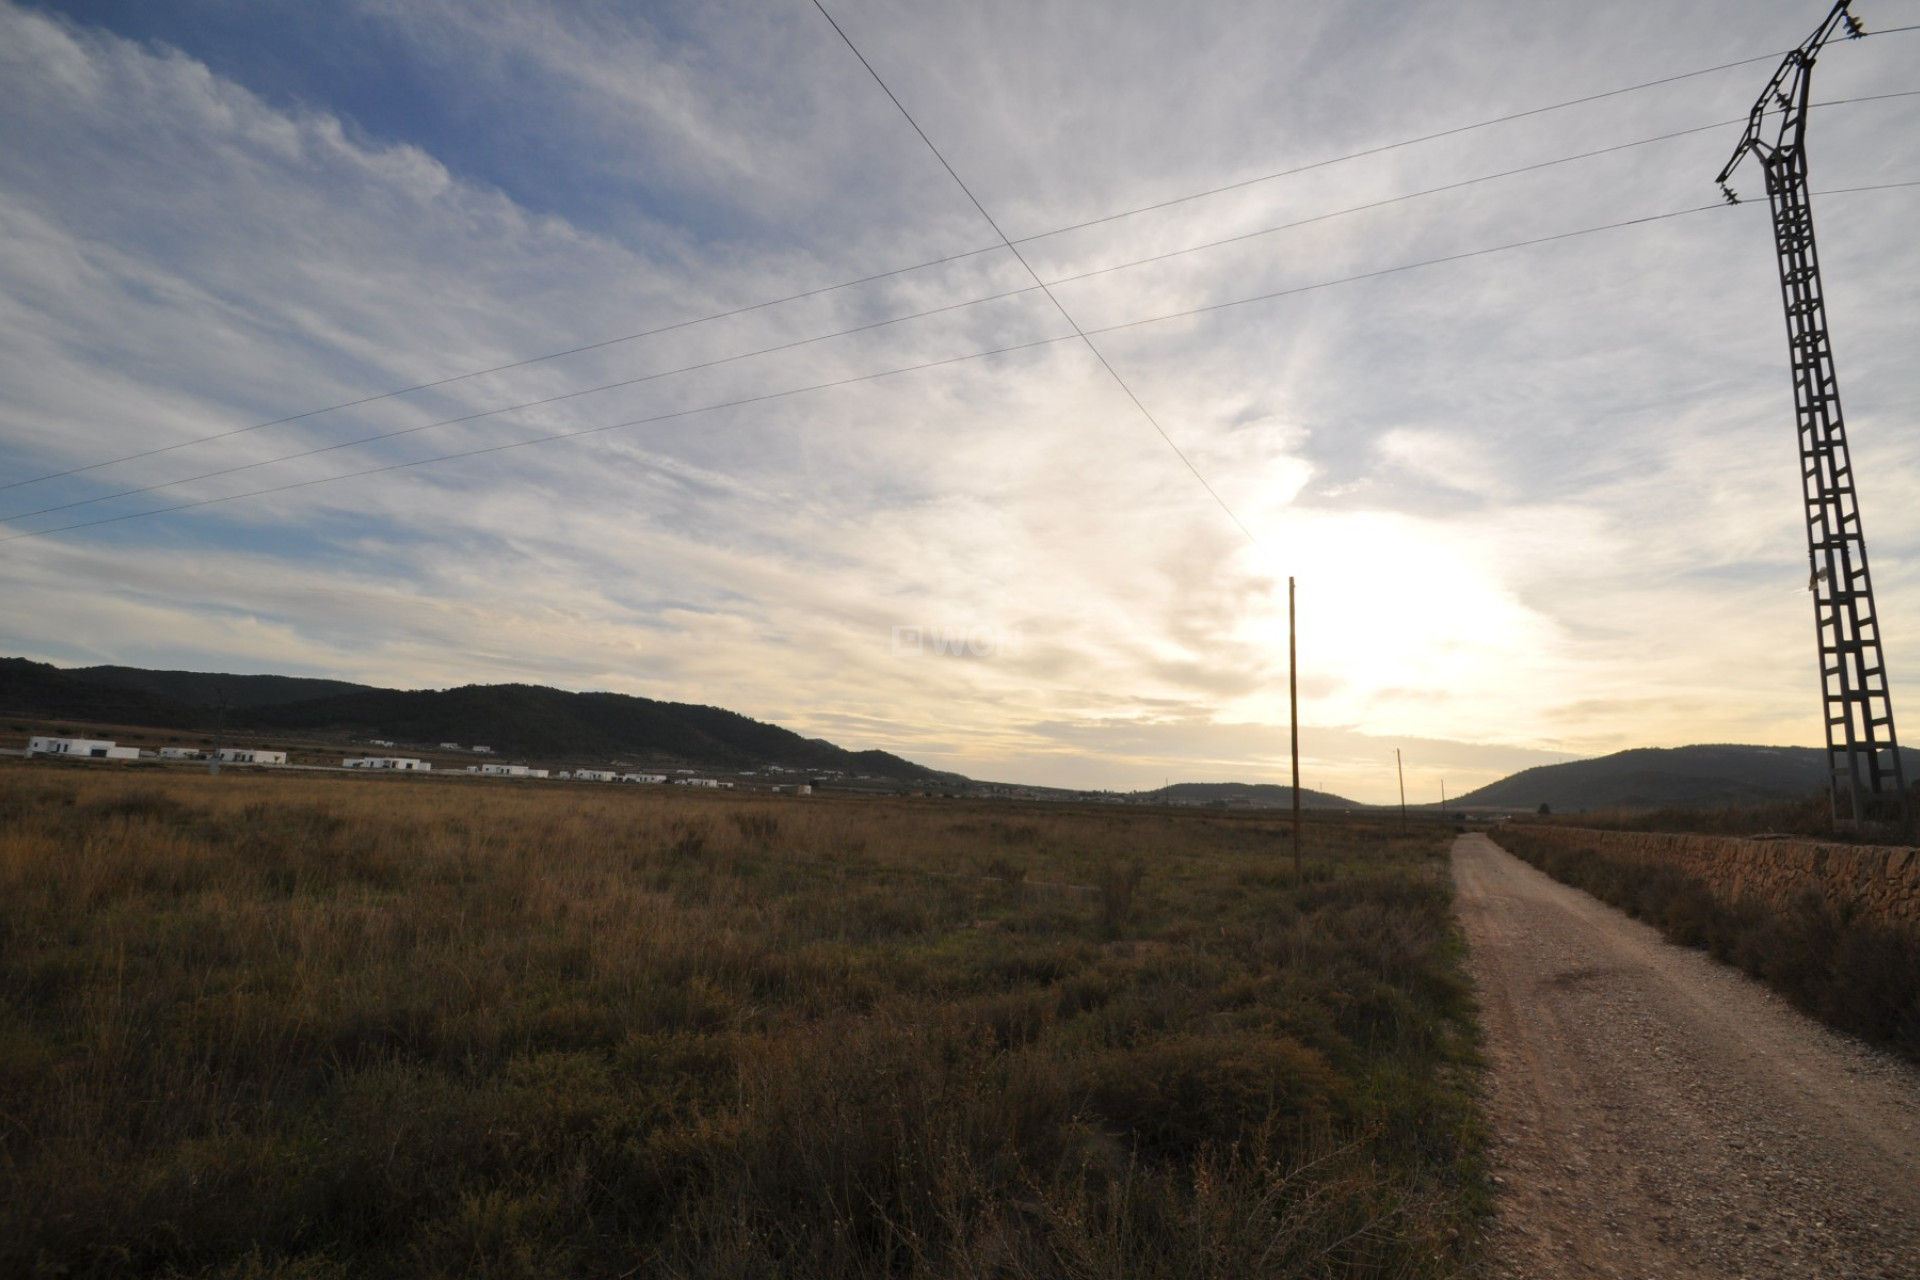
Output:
[1717, 0, 1907, 830]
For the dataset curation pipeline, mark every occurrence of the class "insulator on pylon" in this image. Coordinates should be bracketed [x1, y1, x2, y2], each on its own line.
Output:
[1843, 14, 1865, 38]
[1720, 184, 1740, 205]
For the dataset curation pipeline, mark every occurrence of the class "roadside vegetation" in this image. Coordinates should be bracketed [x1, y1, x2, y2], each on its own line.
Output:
[1490, 825, 1920, 1064]
[0, 765, 1483, 1278]
[1522, 789, 1886, 843]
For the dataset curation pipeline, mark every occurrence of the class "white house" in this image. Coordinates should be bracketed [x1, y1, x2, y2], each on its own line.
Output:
[620, 773, 667, 784]
[472, 745, 493, 754]
[675, 778, 721, 788]
[158, 746, 202, 759]
[216, 748, 288, 765]
[439, 742, 461, 751]
[343, 756, 428, 771]
[480, 763, 529, 778]
[28, 736, 138, 759]
[573, 769, 617, 782]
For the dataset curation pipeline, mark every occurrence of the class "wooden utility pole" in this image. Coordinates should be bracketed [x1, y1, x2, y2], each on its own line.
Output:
[208, 689, 228, 776]
[1395, 748, 1406, 828]
[1289, 576, 1301, 881]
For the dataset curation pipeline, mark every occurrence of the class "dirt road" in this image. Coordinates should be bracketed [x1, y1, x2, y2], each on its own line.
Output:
[1452, 832, 1920, 1278]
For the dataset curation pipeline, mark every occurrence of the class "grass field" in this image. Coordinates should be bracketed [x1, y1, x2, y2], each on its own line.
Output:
[0, 764, 1483, 1278]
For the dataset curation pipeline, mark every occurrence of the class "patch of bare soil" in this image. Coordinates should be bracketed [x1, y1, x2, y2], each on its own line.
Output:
[1453, 833, 1920, 1278]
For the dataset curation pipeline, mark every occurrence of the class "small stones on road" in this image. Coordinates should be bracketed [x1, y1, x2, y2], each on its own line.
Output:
[1453, 833, 1920, 1279]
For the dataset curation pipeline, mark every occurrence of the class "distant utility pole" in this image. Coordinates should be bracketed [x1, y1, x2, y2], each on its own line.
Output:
[208, 688, 228, 777]
[1717, 0, 1907, 831]
[1441, 778, 1448, 817]
[1395, 748, 1406, 829]
[1290, 576, 1302, 881]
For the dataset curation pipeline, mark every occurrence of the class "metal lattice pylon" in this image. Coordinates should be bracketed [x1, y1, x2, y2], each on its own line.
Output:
[1718, 0, 1908, 830]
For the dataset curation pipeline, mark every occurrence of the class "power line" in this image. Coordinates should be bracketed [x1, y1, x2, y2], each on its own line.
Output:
[2, 335, 1079, 544]
[1068, 187, 1916, 336]
[1089, 203, 1724, 335]
[1005, 52, 1800, 250]
[1048, 118, 1742, 289]
[24, 89, 1869, 526]
[1044, 17, 1912, 244]
[16, 186, 1915, 545]
[0, 282, 1047, 523]
[808, 0, 1257, 544]
[1046, 90, 1920, 288]
[11, 37, 1891, 496]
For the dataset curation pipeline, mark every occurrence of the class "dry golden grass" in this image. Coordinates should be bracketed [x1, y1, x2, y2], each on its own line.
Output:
[0, 764, 1483, 1278]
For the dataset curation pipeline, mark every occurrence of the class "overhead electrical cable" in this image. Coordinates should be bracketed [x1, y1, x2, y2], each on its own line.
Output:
[807, 0, 1259, 545]
[22, 92, 1885, 525]
[1010, 26, 1917, 247]
[1048, 91, 1920, 288]
[820, 3, 1920, 547]
[17, 36, 1909, 495]
[0, 283, 1049, 522]
[10, 181, 1914, 545]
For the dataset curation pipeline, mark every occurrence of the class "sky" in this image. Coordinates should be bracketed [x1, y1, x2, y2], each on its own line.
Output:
[1, 0, 1917, 803]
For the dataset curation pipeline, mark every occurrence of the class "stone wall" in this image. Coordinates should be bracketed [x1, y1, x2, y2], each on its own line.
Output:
[1492, 825, 1920, 935]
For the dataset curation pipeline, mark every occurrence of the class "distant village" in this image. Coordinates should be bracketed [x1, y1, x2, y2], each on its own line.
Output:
[16, 731, 1445, 812]
[22, 734, 810, 792]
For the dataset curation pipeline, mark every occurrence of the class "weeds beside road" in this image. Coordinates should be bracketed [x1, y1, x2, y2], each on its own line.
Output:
[1455, 833, 1920, 1278]
[0, 765, 1483, 1278]
[1489, 825, 1920, 1063]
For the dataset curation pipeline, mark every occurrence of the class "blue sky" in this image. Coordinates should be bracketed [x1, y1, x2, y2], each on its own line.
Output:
[2, 0, 1918, 801]
[23, 1, 752, 242]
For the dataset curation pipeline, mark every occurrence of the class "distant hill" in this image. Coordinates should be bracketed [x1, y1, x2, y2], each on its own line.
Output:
[74, 666, 373, 708]
[1451, 744, 1920, 812]
[242, 683, 939, 777]
[1138, 781, 1360, 809]
[0, 658, 941, 780]
[0, 657, 204, 729]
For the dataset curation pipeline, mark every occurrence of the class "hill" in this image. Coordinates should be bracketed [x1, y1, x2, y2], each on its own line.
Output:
[242, 683, 939, 777]
[0, 657, 205, 729]
[1137, 781, 1361, 809]
[0, 658, 941, 780]
[73, 666, 373, 708]
[1451, 744, 1920, 812]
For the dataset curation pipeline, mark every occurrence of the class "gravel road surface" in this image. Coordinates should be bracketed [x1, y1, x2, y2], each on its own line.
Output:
[1453, 832, 1920, 1278]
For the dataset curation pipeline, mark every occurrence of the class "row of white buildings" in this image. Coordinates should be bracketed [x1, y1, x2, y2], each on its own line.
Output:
[27, 735, 781, 792]
[342, 759, 734, 786]
[27, 737, 287, 765]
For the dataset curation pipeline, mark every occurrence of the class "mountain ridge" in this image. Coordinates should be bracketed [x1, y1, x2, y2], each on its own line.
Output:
[0, 658, 941, 779]
[1132, 781, 1359, 809]
[9, 658, 1891, 805]
[1450, 743, 1920, 812]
